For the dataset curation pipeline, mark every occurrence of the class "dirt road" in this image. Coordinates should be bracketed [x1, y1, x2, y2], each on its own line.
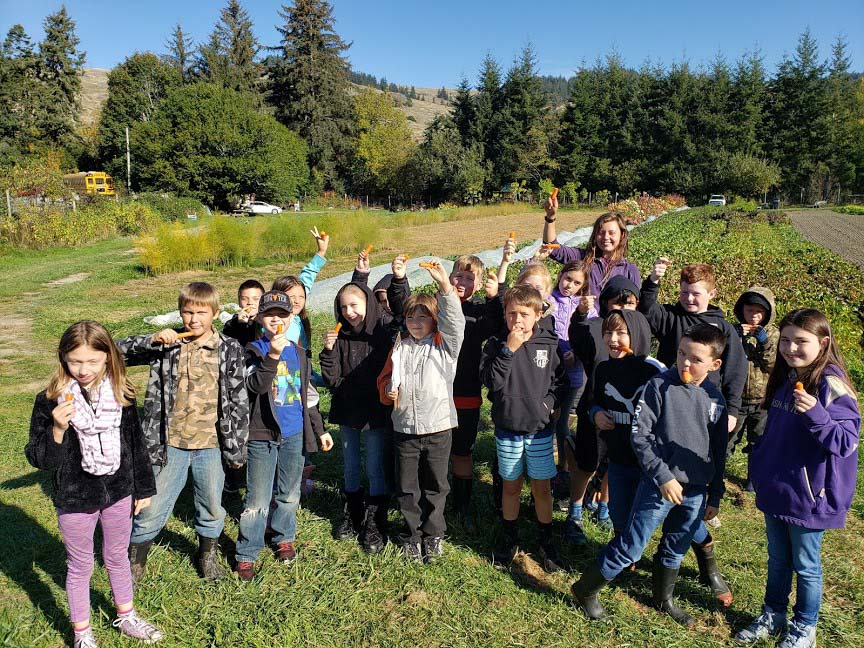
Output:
[788, 209, 864, 269]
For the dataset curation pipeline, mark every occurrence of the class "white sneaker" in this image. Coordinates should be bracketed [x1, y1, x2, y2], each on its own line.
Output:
[776, 620, 816, 648]
[734, 606, 787, 643]
[112, 610, 164, 643]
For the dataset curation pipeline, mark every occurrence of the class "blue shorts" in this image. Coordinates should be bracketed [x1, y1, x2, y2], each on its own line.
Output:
[495, 426, 557, 481]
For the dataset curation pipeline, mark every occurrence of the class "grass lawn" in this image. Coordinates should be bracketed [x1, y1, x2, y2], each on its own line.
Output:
[0, 207, 861, 647]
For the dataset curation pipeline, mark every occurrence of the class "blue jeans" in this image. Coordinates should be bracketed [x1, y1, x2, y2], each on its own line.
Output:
[764, 514, 824, 627]
[235, 435, 305, 563]
[598, 476, 706, 580]
[341, 426, 390, 497]
[131, 446, 225, 543]
[606, 462, 642, 532]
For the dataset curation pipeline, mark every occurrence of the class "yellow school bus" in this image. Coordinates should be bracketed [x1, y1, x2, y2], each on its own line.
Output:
[62, 171, 116, 196]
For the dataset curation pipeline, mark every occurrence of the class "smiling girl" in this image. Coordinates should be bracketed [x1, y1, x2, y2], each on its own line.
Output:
[737, 309, 860, 648]
[26, 321, 162, 647]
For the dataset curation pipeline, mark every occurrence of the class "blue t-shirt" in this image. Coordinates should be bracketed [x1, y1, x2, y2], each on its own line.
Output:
[252, 339, 304, 438]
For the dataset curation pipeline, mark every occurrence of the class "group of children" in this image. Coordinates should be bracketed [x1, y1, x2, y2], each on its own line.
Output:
[26, 198, 860, 648]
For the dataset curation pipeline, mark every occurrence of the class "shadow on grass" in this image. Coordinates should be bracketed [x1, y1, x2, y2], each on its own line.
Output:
[0, 472, 117, 643]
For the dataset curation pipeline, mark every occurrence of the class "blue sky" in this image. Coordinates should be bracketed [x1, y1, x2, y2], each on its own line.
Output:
[1, 0, 862, 86]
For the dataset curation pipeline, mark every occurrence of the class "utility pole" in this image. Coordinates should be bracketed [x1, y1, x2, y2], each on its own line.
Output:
[125, 126, 132, 194]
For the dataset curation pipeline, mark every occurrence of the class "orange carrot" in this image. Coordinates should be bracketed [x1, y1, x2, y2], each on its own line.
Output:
[682, 370, 693, 384]
[617, 344, 633, 354]
[176, 331, 196, 339]
[319, 231, 326, 237]
[509, 231, 515, 239]
[363, 244, 373, 255]
[403, 254, 410, 261]
[544, 243, 561, 249]
[550, 187, 559, 200]
[276, 324, 284, 335]
[419, 262, 436, 269]
[795, 381, 804, 391]
[64, 393, 73, 402]
[334, 322, 343, 335]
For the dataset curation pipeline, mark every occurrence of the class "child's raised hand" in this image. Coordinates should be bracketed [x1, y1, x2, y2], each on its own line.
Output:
[311, 226, 329, 257]
[484, 270, 499, 298]
[421, 260, 450, 292]
[323, 329, 339, 351]
[152, 329, 179, 346]
[319, 433, 334, 452]
[268, 328, 289, 358]
[502, 237, 516, 264]
[238, 305, 257, 323]
[544, 193, 558, 219]
[577, 295, 596, 314]
[533, 245, 552, 262]
[356, 250, 371, 273]
[506, 327, 532, 353]
[392, 254, 408, 280]
[792, 383, 817, 413]
[659, 478, 684, 505]
[593, 409, 615, 431]
[51, 399, 75, 437]
[650, 257, 673, 283]
[134, 497, 152, 515]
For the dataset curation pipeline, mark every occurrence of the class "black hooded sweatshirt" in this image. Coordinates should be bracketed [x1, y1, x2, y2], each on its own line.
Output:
[588, 309, 665, 467]
[638, 277, 747, 418]
[480, 317, 569, 435]
[319, 280, 394, 430]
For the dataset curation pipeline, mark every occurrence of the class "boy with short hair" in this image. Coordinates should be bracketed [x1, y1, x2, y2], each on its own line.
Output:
[117, 282, 249, 582]
[729, 287, 779, 481]
[222, 279, 266, 348]
[449, 254, 500, 528]
[571, 323, 728, 626]
[480, 285, 568, 572]
[639, 261, 747, 433]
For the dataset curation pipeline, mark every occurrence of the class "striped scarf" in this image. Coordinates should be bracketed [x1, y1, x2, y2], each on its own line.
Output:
[61, 379, 123, 476]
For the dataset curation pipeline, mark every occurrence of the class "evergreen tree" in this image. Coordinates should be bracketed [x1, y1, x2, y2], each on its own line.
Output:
[730, 48, 767, 156]
[165, 23, 195, 83]
[269, 0, 355, 191]
[197, 0, 260, 92]
[451, 77, 477, 144]
[824, 36, 859, 198]
[0, 25, 45, 161]
[38, 6, 86, 143]
[196, 32, 227, 85]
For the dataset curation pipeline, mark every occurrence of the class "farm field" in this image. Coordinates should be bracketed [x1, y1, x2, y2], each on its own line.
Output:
[0, 207, 862, 647]
[787, 209, 864, 270]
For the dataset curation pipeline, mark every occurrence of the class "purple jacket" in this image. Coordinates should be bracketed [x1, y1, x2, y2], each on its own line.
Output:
[549, 243, 641, 298]
[549, 288, 597, 387]
[750, 365, 860, 530]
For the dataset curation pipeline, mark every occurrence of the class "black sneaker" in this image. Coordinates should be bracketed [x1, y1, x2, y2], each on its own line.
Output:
[563, 517, 588, 546]
[492, 538, 519, 565]
[538, 542, 563, 573]
[422, 536, 444, 563]
[402, 540, 423, 562]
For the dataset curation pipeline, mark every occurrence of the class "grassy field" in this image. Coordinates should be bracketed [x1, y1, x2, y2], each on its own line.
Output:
[0, 207, 862, 647]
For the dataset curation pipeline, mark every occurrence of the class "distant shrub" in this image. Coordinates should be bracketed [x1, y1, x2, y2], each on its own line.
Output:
[836, 205, 864, 215]
[135, 192, 209, 222]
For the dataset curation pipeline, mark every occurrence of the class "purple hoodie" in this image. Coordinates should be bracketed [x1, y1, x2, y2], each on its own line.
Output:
[549, 243, 641, 298]
[549, 288, 597, 387]
[750, 365, 860, 530]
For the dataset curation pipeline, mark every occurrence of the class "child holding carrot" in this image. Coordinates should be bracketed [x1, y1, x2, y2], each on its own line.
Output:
[379, 261, 465, 561]
[222, 279, 266, 348]
[234, 291, 334, 580]
[735, 309, 860, 648]
[26, 321, 163, 647]
[320, 251, 402, 554]
[118, 282, 249, 582]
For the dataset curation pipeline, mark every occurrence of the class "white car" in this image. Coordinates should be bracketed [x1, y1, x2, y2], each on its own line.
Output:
[243, 201, 283, 215]
[708, 194, 726, 207]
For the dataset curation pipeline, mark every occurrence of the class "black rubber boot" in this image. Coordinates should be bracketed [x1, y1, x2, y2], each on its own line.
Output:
[691, 533, 733, 606]
[128, 540, 153, 584]
[197, 535, 225, 581]
[360, 495, 387, 554]
[570, 562, 611, 620]
[492, 518, 519, 565]
[652, 556, 695, 627]
[452, 476, 475, 531]
[335, 489, 365, 541]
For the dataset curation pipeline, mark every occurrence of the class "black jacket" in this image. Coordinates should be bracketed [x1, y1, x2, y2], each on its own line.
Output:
[638, 277, 748, 417]
[319, 280, 395, 430]
[589, 309, 664, 467]
[454, 297, 502, 400]
[222, 314, 258, 348]
[26, 391, 156, 512]
[245, 342, 325, 454]
[480, 317, 569, 434]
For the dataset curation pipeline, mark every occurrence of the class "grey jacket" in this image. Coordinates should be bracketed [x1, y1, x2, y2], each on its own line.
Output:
[631, 368, 728, 507]
[116, 331, 250, 467]
[388, 289, 465, 435]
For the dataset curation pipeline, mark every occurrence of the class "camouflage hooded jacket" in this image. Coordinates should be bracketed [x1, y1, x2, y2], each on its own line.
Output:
[733, 287, 780, 404]
[115, 331, 249, 466]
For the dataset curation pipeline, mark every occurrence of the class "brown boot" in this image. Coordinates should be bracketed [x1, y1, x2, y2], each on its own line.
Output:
[128, 540, 152, 584]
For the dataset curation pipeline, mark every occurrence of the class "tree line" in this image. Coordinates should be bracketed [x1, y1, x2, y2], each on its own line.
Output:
[1, 1, 862, 209]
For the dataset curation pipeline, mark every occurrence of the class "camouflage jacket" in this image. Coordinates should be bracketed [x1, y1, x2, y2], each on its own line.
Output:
[735, 323, 780, 403]
[115, 331, 249, 466]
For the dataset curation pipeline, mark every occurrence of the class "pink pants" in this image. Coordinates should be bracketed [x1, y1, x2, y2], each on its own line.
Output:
[57, 495, 134, 623]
